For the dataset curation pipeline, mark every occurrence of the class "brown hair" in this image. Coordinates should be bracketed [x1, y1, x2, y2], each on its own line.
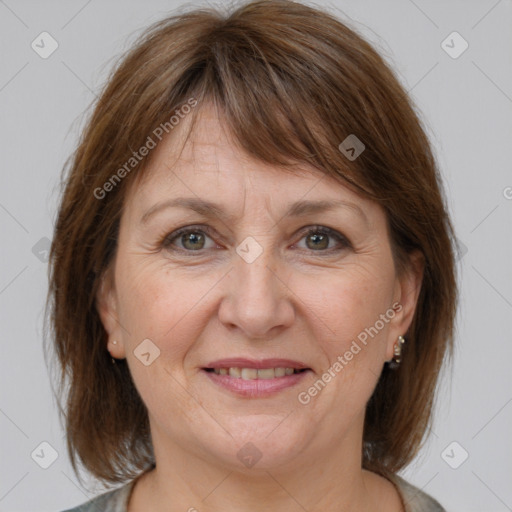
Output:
[45, 0, 457, 486]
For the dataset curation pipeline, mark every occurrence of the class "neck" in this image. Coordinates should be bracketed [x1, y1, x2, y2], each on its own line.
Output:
[128, 418, 402, 512]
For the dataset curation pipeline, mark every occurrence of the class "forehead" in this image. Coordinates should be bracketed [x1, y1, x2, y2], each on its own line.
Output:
[123, 105, 378, 222]
[138, 107, 320, 185]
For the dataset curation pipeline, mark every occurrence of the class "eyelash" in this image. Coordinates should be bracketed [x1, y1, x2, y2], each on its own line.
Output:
[161, 224, 351, 255]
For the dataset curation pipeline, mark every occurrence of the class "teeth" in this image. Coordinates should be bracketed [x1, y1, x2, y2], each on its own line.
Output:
[241, 368, 258, 380]
[212, 367, 303, 379]
[257, 368, 275, 379]
[229, 367, 241, 378]
[274, 367, 286, 377]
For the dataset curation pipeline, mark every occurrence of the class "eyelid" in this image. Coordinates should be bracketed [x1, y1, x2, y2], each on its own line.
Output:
[293, 225, 352, 251]
[162, 224, 351, 253]
[162, 224, 220, 250]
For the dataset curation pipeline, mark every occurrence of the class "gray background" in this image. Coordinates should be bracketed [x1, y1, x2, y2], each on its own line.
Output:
[1, 0, 511, 511]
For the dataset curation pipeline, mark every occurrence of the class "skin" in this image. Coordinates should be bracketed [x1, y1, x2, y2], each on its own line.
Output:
[97, 104, 424, 512]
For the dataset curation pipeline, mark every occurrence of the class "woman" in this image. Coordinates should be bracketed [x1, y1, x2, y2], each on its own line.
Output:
[46, 1, 457, 511]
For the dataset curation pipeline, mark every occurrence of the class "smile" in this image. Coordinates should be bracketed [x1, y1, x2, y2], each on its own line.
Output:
[206, 367, 306, 379]
[202, 367, 311, 397]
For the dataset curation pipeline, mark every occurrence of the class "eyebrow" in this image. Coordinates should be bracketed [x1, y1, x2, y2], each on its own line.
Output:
[140, 197, 368, 226]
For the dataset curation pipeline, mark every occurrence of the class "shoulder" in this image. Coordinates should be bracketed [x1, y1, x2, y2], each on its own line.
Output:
[60, 480, 135, 512]
[59, 473, 444, 512]
[389, 474, 446, 512]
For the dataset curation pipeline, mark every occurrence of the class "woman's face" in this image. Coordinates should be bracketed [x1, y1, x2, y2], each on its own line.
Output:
[98, 106, 422, 472]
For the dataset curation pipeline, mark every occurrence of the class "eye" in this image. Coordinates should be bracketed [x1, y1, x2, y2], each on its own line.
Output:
[163, 226, 217, 252]
[161, 224, 351, 255]
[294, 226, 351, 253]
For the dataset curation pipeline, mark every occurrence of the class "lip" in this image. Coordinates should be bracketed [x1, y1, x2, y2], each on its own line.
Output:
[203, 368, 311, 397]
[203, 358, 310, 370]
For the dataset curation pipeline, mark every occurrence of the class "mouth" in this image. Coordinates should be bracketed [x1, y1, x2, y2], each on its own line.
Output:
[202, 358, 312, 397]
[203, 367, 308, 379]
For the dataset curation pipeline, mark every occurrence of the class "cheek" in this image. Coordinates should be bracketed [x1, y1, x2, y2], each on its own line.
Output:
[293, 263, 396, 413]
[115, 261, 221, 366]
[115, 266, 208, 416]
[297, 272, 392, 425]
[298, 263, 395, 348]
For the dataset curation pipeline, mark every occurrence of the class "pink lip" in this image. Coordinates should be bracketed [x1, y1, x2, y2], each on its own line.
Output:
[203, 368, 311, 398]
[204, 358, 310, 370]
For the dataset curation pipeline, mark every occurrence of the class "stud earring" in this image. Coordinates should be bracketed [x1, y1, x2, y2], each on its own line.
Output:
[111, 340, 118, 364]
[388, 335, 405, 370]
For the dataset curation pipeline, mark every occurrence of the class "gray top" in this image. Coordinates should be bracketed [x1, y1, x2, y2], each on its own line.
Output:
[61, 473, 445, 511]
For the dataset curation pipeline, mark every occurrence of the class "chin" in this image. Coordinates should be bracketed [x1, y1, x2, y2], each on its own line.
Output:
[193, 416, 312, 471]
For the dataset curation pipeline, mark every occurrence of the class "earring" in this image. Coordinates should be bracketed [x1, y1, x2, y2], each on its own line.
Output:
[111, 340, 118, 364]
[388, 335, 405, 370]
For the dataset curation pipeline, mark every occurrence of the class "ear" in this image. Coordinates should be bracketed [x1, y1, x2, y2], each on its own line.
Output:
[95, 266, 126, 359]
[385, 249, 425, 361]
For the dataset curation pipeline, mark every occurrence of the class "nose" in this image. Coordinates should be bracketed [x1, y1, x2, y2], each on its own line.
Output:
[217, 246, 295, 340]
